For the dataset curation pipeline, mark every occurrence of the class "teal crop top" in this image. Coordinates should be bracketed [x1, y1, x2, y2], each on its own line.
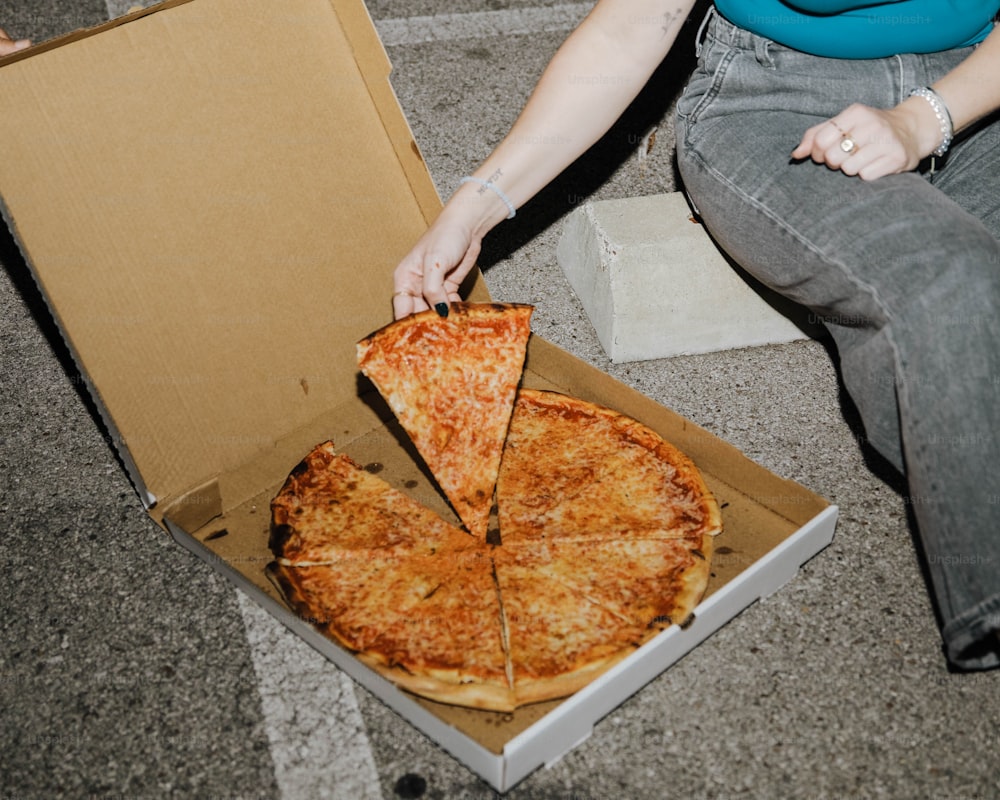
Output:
[715, 0, 999, 58]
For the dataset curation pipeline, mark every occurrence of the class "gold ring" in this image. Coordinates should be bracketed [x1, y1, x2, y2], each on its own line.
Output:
[393, 290, 413, 298]
[839, 137, 857, 154]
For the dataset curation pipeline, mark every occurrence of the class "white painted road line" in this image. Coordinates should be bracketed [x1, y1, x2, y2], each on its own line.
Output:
[236, 590, 383, 800]
[106, 0, 590, 46]
[374, 3, 590, 46]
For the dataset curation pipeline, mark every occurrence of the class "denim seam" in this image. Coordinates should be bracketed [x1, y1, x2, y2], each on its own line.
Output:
[694, 4, 715, 58]
[944, 592, 1000, 668]
[892, 54, 904, 105]
[679, 47, 738, 129]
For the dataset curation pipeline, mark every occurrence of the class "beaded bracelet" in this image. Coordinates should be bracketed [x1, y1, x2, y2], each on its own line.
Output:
[908, 86, 954, 158]
[459, 176, 516, 219]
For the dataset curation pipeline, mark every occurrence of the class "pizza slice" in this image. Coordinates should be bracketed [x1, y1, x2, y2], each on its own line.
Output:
[357, 302, 533, 540]
[270, 546, 513, 710]
[268, 553, 405, 628]
[497, 389, 722, 544]
[491, 546, 651, 707]
[500, 534, 714, 631]
[270, 440, 474, 566]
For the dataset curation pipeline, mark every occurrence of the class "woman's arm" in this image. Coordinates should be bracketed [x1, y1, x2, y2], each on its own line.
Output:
[392, 0, 696, 318]
[792, 22, 1000, 181]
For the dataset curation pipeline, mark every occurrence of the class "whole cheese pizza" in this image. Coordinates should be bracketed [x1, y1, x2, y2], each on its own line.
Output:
[268, 304, 722, 710]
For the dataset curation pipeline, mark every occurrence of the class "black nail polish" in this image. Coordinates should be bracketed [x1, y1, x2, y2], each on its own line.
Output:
[434, 302, 449, 318]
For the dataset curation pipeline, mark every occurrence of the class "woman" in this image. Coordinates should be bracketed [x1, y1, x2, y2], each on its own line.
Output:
[392, 0, 1000, 670]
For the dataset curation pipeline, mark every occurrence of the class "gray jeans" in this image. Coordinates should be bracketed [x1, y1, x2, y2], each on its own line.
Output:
[675, 8, 1000, 669]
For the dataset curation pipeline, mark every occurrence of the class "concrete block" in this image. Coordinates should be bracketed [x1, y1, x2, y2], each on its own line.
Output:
[556, 193, 815, 363]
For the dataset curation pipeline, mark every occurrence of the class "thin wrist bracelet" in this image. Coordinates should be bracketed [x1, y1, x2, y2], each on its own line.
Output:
[458, 176, 517, 219]
[908, 86, 954, 158]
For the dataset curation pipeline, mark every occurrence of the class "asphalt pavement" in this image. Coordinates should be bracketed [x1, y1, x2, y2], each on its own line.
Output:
[1, 1, 998, 798]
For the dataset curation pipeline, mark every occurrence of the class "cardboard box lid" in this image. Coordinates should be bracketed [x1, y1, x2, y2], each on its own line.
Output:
[0, 0, 466, 510]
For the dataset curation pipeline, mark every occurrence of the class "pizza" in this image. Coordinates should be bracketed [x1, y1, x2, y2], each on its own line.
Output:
[268, 386, 722, 711]
[269, 442, 477, 563]
[497, 389, 721, 543]
[356, 301, 533, 540]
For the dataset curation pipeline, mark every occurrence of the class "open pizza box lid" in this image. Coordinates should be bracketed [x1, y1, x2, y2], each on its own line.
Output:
[0, 0, 838, 791]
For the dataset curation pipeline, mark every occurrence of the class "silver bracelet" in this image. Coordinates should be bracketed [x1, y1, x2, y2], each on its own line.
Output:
[459, 176, 516, 219]
[908, 86, 954, 158]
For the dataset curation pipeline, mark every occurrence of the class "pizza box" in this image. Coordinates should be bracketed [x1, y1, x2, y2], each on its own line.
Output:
[0, 0, 838, 792]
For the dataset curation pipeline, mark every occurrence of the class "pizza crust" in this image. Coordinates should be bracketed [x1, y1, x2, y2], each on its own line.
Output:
[355, 655, 519, 712]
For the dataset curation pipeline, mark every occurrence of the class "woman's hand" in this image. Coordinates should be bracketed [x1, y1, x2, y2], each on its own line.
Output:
[794, 24, 1000, 181]
[0, 26, 31, 56]
[792, 99, 942, 181]
[391, 206, 484, 320]
[392, 179, 517, 319]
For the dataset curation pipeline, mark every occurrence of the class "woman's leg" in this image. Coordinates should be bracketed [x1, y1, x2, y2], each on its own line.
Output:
[676, 11, 1000, 668]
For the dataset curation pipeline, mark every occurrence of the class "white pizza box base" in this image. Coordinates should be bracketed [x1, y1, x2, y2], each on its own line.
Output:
[0, 0, 838, 793]
[152, 333, 837, 793]
[166, 502, 836, 791]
